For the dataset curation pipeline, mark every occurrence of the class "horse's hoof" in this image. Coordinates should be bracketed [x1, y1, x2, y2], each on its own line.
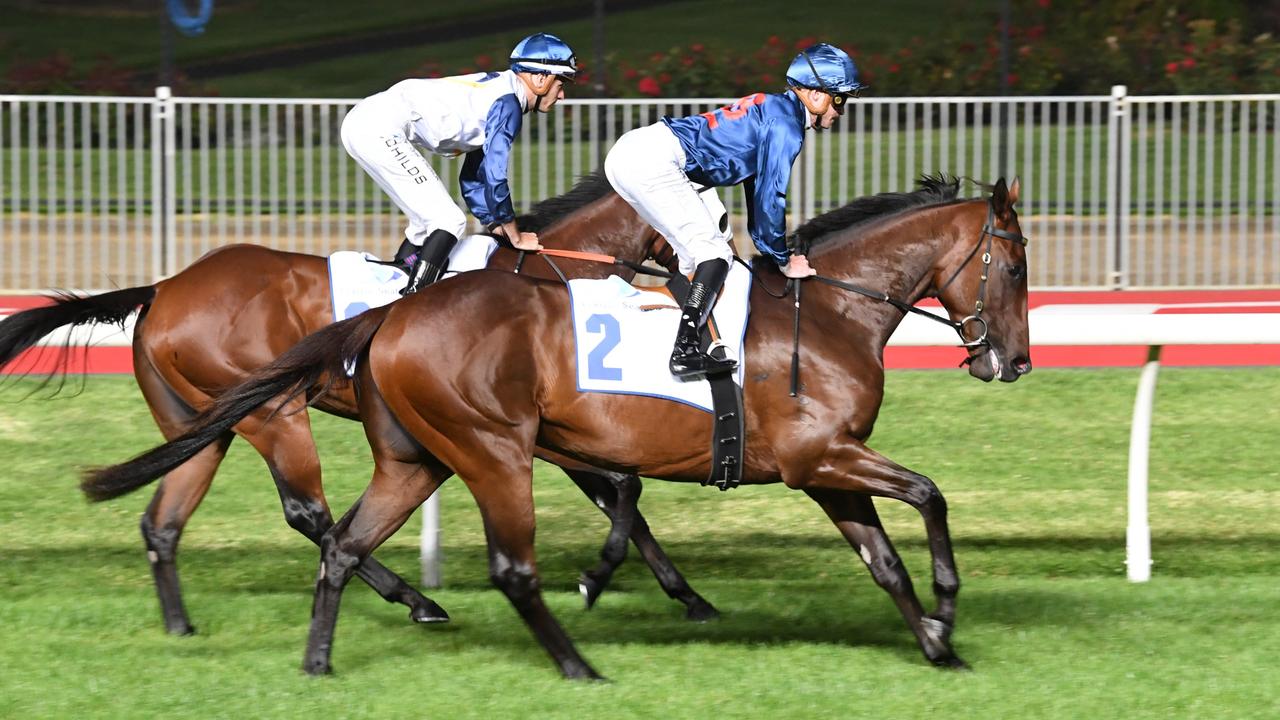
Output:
[562, 662, 606, 682]
[302, 660, 333, 676]
[410, 600, 450, 624]
[579, 575, 604, 610]
[165, 623, 196, 636]
[931, 654, 971, 671]
[684, 600, 720, 622]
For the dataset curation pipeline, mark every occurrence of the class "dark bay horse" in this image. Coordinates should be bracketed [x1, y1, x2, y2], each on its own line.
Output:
[1, 172, 717, 635]
[87, 176, 1031, 678]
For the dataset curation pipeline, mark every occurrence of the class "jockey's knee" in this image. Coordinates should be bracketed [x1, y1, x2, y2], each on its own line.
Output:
[688, 237, 734, 268]
[432, 208, 467, 244]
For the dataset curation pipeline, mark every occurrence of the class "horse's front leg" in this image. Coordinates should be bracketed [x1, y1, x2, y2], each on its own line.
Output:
[804, 488, 964, 668]
[562, 467, 637, 608]
[788, 440, 962, 668]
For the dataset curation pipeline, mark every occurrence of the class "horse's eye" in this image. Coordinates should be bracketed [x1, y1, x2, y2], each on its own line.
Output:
[1006, 264, 1025, 280]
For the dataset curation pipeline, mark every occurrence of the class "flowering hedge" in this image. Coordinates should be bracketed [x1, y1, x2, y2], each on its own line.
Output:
[6, 0, 1277, 97]
[1, 52, 212, 96]
[403, 3, 1279, 99]
[595, 3, 1280, 98]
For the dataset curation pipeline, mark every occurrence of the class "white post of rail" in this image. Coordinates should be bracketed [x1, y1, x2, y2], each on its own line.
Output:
[420, 491, 442, 589]
[1126, 344, 1161, 582]
[1106, 84, 1128, 290]
[150, 86, 171, 282]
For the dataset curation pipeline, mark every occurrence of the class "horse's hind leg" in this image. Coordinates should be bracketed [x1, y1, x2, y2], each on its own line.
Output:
[233, 402, 449, 624]
[564, 469, 718, 621]
[134, 347, 233, 635]
[467, 455, 602, 680]
[303, 457, 449, 675]
[139, 437, 233, 635]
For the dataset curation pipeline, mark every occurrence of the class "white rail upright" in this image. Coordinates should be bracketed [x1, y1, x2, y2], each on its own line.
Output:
[1126, 345, 1160, 582]
[420, 493, 442, 589]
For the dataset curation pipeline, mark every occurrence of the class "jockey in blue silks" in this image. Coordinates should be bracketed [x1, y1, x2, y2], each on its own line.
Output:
[605, 43, 864, 378]
[340, 33, 577, 294]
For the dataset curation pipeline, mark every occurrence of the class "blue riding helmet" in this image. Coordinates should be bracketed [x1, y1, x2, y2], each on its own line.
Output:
[786, 43, 865, 96]
[510, 33, 578, 79]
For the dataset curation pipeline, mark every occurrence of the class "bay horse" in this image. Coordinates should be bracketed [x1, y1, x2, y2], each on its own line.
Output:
[87, 176, 1031, 678]
[0, 171, 718, 635]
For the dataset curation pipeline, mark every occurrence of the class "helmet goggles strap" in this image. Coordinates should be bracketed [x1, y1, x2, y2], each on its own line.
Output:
[801, 51, 858, 107]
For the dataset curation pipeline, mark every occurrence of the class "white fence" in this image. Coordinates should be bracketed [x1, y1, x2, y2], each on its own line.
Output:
[3, 87, 1279, 291]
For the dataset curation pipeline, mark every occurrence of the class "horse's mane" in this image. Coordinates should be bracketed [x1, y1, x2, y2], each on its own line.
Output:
[789, 173, 964, 255]
[515, 170, 614, 232]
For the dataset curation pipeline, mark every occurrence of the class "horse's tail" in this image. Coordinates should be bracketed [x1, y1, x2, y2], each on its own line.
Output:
[81, 304, 391, 502]
[0, 286, 155, 369]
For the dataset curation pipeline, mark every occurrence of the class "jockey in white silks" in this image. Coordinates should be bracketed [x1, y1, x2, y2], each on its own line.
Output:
[340, 33, 577, 294]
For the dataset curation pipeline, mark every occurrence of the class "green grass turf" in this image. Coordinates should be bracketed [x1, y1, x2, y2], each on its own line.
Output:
[0, 368, 1277, 717]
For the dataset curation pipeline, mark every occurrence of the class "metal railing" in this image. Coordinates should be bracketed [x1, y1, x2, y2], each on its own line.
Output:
[2, 86, 1277, 290]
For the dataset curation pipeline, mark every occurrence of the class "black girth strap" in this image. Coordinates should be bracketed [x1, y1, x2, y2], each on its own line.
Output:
[706, 374, 745, 491]
[666, 274, 745, 491]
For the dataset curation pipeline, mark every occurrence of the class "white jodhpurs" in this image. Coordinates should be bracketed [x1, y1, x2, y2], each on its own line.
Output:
[340, 99, 467, 247]
[604, 122, 734, 275]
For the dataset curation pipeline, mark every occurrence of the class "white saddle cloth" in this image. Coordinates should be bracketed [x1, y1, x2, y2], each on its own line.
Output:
[567, 262, 751, 413]
[327, 234, 499, 321]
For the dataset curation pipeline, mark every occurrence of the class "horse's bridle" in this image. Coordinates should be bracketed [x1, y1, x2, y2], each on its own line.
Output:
[805, 199, 1028, 350]
[932, 200, 1029, 349]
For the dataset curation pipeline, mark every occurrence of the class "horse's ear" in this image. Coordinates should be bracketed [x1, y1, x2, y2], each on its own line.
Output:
[991, 177, 1009, 214]
[1008, 176, 1021, 206]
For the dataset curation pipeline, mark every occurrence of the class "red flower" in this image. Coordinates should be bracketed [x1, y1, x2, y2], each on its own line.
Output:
[1006, 73, 1019, 86]
[691, 43, 705, 53]
[637, 77, 662, 96]
[623, 68, 639, 80]
[1027, 25, 1045, 40]
[681, 56, 695, 67]
[1181, 57, 1196, 69]
[1037, 0, 1050, 7]
[475, 54, 491, 67]
[767, 35, 782, 47]
[1165, 61, 1179, 74]
[659, 72, 672, 83]
[888, 63, 901, 73]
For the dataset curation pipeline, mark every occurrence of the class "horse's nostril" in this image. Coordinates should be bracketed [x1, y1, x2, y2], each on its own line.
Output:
[1012, 357, 1032, 375]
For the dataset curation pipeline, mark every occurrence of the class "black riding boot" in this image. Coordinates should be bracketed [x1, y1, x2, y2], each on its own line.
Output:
[392, 238, 419, 274]
[669, 258, 737, 379]
[402, 229, 459, 295]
